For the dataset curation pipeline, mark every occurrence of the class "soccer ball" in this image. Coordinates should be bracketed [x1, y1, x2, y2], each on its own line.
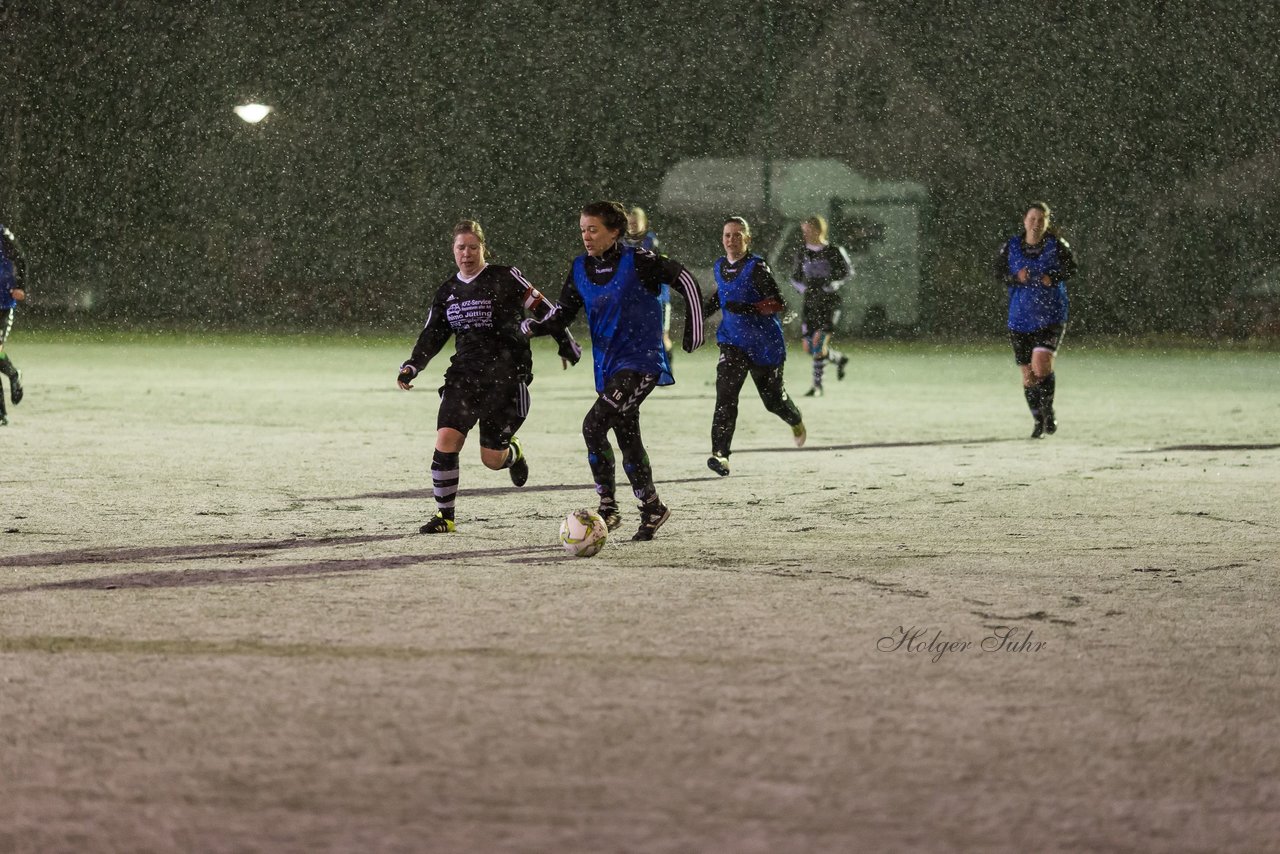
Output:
[559, 508, 608, 557]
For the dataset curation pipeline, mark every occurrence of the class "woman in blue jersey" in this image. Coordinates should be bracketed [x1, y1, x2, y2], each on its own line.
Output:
[704, 216, 806, 476]
[995, 201, 1077, 438]
[525, 200, 704, 542]
[0, 224, 27, 427]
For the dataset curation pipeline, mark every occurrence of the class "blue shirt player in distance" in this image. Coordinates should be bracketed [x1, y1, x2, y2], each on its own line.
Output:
[0, 224, 28, 426]
[703, 216, 806, 477]
[994, 201, 1077, 438]
[525, 200, 705, 542]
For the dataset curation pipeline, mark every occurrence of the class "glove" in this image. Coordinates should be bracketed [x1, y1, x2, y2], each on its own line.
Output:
[724, 300, 756, 315]
[397, 363, 418, 388]
[556, 331, 582, 367]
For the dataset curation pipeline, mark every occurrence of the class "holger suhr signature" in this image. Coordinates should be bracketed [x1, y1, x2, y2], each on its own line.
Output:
[877, 626, 1047, 663]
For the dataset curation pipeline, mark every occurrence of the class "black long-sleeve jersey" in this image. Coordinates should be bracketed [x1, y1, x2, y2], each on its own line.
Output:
[403, 264, 557, 386]
[790, 243, 852, 294]
[702, 255, 786, 318]
[527, 242, 704, 352]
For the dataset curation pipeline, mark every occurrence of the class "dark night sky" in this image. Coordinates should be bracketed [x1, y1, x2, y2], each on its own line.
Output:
[4, 0, 1278, 332]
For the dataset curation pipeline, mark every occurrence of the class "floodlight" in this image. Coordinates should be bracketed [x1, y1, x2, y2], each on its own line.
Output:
[234, 103, 272, 124]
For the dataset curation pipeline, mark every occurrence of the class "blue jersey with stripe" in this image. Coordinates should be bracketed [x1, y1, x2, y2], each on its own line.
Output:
[1004, 234, 1070, 332]
[573, 245, 673, 392]
[714, 255, 786, 367]
[0, 225, 19, 310]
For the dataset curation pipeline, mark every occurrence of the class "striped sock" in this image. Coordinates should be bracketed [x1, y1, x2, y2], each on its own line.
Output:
[431, 450, 460, 521]
[812, 355, 827, 388]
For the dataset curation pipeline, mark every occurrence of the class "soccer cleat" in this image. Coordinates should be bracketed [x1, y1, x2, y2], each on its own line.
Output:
[791, 422, 807, 448]
[836, 355, 849, 381]
[803, 386, 823, 398]
[419, 513, 456, 534]
[0, 414, 7, 427]
[507, 436, 529, 487]
[597, 503, 622, 531]
[1030, 418, 1045, 439]
[9, 370, 21, 405]
[707, 454, 730, 477]
[632, 502, 670, 541]
[1043, 408, 1057, 435]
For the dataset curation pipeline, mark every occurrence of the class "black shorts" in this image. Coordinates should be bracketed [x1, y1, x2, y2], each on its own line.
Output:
[436, 378, 529, 450]
[801, 291, 841, 336]
[1010, 324, 1066, 365]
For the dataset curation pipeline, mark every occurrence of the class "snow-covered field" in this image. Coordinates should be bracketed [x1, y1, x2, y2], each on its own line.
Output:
[2, 331, 1277, 852]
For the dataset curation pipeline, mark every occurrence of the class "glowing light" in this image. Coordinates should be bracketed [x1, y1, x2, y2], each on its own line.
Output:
[234, 103, 272, 124]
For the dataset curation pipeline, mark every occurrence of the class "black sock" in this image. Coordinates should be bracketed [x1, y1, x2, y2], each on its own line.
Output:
[431, 450, 460, 520]
[587, 445, 616, 505]
[1041, 373, 1056, 413]
[0, 355, 16, 380]
[1023, 384, 1042, 418]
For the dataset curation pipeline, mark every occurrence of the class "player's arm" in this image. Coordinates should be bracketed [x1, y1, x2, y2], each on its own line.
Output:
[510, 267, 581, 367]
[789, 249, 806, 293]
[825, 246, 853, 292]
[702, 283, 721, 319]
[509, 266, 556, 318]
[994, 241, 1018, 286]
[636, 251, 704, 352]
[1, 227, 26, 300]
[521, 276, 584, 339]
[398, 291, 452, 389]
[1047, 238, 1077, 284]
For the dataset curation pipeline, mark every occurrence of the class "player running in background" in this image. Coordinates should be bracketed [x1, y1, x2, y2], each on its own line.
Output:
[622, 205, 673, 365]
[0, 224, 27, 426]
[995, 201, 1077, 438]
[790, 214, 853, 397]
[397, 220, 580, 533]
[703, 216, 805, 477]
[525, 200, 704, 542]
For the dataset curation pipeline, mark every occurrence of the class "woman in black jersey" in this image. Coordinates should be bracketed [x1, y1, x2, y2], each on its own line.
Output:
[397, 220, 578, 534]
[790, 214, 853, 397]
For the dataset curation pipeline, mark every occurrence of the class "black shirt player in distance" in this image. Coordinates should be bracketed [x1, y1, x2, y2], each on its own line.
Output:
[397, 220, 580, 534]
